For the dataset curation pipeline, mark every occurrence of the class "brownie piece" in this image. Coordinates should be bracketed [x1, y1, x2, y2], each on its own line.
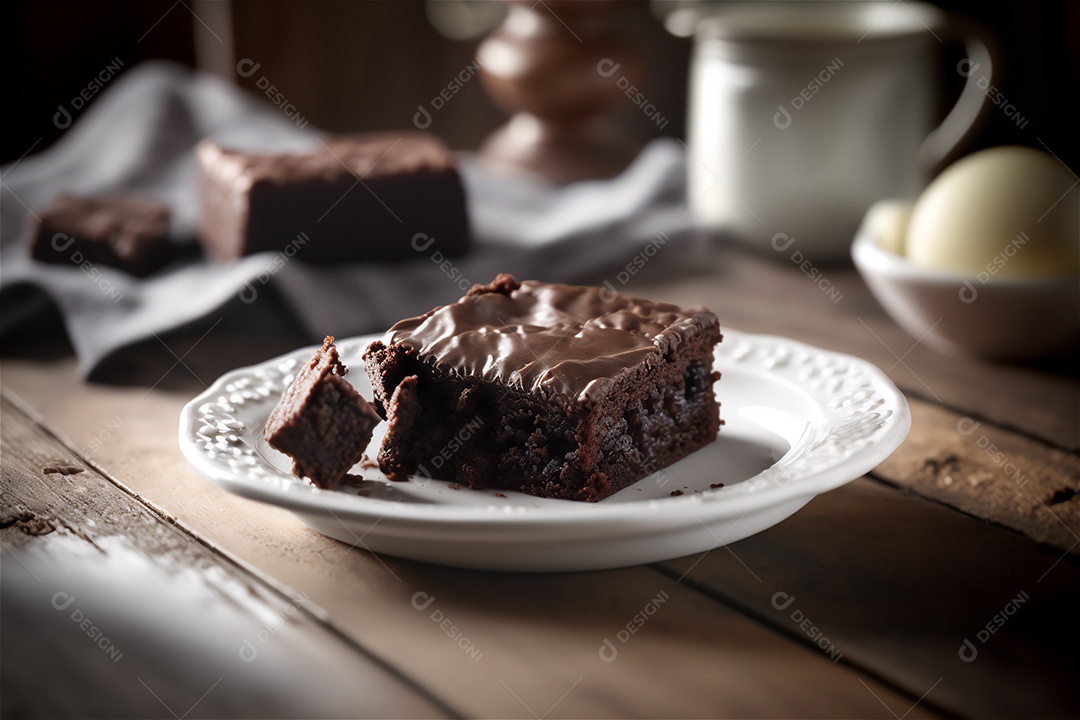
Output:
[265, 336, 381, 489]
[31, 193, 171, 276]
[196, 132, 470, 264]
[363, 274, 722, 502]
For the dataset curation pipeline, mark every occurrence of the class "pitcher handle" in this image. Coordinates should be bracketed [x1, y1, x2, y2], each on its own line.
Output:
[916, 16, 999, 178]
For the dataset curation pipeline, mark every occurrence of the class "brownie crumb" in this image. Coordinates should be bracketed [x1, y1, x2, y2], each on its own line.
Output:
[0, 510, 56, 536]
[447, 482, 462, 490]
[466, 272, 520, 298]
[710, 482, 725, 489]
[670, 489, 684, 496]
[42, 466, 85, 476]
[494, 492, 507, 498]
[338, 473, 369, 487]
[1048, 487, 1076, 505]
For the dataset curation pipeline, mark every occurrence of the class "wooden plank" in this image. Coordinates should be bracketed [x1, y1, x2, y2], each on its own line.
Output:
[877, 397, 1079, 554]
[612, 244, 1080, 451]
[1, 357, 937, 718]
[656, 478, 1080, 719]
[0, 396, 451, 719]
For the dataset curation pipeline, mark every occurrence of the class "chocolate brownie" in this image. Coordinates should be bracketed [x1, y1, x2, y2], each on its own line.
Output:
[363, 275, 722, 502]
[265, 336, 381, 489]
[31, 193, 172, 276]
[196, 132, 469, 264]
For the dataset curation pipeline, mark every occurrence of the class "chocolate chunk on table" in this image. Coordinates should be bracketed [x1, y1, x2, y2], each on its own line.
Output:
[196, 132, 470, 264]
[30, 193, 172, 277]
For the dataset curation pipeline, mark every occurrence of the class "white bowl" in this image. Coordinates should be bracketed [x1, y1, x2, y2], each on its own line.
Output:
[852, 201, 1080, 361]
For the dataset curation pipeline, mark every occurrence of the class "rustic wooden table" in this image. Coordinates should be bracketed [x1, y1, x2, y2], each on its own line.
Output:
[2, 244, 1077, 718]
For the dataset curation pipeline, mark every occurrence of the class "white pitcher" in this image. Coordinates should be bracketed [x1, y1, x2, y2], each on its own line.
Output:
[688, 1, 995, 262]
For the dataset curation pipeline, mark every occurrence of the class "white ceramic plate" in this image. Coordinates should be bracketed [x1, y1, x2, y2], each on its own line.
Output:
[179, 330, 909, 572]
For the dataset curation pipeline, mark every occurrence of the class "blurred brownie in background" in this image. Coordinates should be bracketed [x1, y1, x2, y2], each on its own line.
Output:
[196, 132, 470, 264]
[31, 193, 172, 276]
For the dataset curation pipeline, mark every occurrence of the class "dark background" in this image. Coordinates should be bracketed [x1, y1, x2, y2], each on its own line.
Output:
[2, 0, 1078, 171]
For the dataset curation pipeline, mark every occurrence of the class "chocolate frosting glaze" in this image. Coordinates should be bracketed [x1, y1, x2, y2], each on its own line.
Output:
[384, 275, 720, 400]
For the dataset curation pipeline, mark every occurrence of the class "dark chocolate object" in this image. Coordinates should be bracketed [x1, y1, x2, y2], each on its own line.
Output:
[31, 193, 172, 276]
[196, 133, 470, 264]
[265, 336, 381, 489]
[363, 275, 722, 502]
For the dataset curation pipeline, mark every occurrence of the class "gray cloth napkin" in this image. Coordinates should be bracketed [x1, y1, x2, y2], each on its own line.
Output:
[0, 61, 692, 376]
